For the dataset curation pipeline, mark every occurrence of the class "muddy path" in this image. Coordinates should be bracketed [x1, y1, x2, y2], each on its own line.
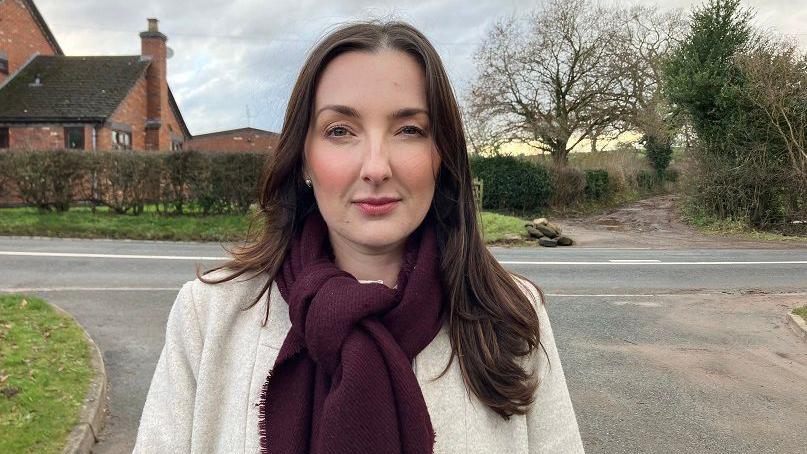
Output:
[547, 194, 807, 249]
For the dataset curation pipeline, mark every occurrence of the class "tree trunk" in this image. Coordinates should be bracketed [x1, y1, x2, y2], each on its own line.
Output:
[551, 146, 569, 166]
[550, 136, 570, 166]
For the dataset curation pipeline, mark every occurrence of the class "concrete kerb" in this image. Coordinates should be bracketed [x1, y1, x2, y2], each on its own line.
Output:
[786, 311, 807, 342]
[46, 301, 109, 454]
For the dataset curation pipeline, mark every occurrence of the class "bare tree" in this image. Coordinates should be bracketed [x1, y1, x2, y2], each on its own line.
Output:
[738, 39, 807, 213]
[610, 5, 687, 146]
[462, 103, 511, 156]
[466, 0, 624, 165]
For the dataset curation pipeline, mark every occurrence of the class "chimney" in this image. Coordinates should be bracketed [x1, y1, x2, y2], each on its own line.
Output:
[140, 18, 168, 150]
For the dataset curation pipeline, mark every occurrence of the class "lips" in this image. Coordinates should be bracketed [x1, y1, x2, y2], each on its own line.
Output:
[353, 197, 401, 216]
[353, 196, 402, 205]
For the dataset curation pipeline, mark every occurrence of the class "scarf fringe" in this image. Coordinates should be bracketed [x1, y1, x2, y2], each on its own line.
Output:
[259, 343, 305, 454]
[258, 368, 273, 453]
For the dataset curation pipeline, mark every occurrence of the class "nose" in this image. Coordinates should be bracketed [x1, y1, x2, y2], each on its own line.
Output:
[359, 136, 392, 185]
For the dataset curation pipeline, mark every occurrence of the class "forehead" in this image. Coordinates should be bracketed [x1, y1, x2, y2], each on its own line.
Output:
[313, 49, 428, 112]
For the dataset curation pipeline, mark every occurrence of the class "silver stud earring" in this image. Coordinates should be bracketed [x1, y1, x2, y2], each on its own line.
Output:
[305, 178, 312, 188]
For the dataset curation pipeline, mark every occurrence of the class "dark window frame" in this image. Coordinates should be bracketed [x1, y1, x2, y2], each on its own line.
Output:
[0, 51, 8, 75]
[64, 127, 85, 150]
[0, 127, 9, 149]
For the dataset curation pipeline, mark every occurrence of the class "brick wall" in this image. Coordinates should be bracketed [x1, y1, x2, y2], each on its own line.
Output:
[186, 129, 278, 153]
[3, 123, 92, 150]
[164, 98, 187, 149]
[100, 74, 148, 150]
[0, 0, 59, 84]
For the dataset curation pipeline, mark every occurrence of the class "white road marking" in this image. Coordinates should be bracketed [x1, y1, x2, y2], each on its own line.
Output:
[0, 251, 224, 261]
[548, 292, 807, 297]
[549, 293, 655, 297]
[501, 260, 807, 265]
[1, 288, 805, 298]
[1, 250, 805, 265]
[609, 259, 662, 263]
[0, 287, 180, 292]
[611, 301, 662, 307]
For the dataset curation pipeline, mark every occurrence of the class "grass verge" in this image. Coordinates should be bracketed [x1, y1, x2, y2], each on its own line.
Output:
[793, 306, 807, 323]
[0, 205, 255, 242]
[479, 211, 530, 243]
[0, 204, 532, 244]
[678, 199, 807, 243]
[0, 294, 94, 453]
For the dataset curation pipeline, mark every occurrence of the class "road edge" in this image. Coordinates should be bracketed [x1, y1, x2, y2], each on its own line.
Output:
[786, 312, 807, 342]
[46, 301, 109, 454]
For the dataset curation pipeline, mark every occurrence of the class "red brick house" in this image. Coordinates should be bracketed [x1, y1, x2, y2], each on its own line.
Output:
[0, 0, 62, 82]
[0, 1, 190, 151]
[185, 127, 278, 153]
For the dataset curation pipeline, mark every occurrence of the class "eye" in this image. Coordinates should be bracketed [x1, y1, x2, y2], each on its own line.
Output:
[325, 124, 352, 138]
[401, 125, 425, 137]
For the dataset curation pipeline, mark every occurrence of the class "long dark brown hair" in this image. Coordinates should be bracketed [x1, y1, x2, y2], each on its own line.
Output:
[197, 19, 548, 420]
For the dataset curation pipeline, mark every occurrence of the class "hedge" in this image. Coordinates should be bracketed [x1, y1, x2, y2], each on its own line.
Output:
[469, 155, 553, 213]
[0, 149, 267, 215]
[1, 150, 625, 216]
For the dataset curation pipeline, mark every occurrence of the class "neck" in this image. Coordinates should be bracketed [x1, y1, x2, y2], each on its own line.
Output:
[328, 231, 405, 289]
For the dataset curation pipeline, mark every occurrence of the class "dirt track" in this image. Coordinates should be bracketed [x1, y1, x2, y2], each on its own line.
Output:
[550, 194, 807, 249]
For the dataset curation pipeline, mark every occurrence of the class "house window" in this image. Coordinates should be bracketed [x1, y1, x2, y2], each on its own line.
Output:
[0, 52, 8, 75]
[64, 127, 84, 150]
[171, 140, 183, 151]
[0, 128, 9, 148]
[112, 130, 132, 150]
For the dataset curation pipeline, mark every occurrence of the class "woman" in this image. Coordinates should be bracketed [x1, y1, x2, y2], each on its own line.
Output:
[133, 20, 585, 453]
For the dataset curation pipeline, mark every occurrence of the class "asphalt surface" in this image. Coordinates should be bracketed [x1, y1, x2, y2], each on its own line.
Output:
[1, 236, 805, 453]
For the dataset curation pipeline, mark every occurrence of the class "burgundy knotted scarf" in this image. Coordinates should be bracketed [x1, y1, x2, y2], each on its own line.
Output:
[258, 209, 447, 454]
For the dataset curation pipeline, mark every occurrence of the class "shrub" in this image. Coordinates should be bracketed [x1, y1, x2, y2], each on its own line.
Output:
[87, 151, 162, 214]
[663, 167, 679, 183]
[584, 169, 610, 200]
[548, 165, 586, 207]
[635, 169, 660, 191]
[469, 155, 552, 213]
[663, 0, 803, 228]
[183, 151, 265, 215]
[0, 151, 11, 199]
[5, 150, 87, 212]
[160, 150, 194, 214]
[642, 134, 673, 176]
[1, 149, 269, 216]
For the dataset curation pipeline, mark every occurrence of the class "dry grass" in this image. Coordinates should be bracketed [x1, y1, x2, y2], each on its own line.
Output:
[522, 145, 687, 195]
[524, 146, 650, 188]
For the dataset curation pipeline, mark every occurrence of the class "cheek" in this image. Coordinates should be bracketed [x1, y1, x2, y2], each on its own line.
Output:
[395, 148, 439, 194]
[308, 148, 357, 191]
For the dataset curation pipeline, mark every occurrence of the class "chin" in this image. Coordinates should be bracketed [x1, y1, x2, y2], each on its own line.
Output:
[349, 219, 413, 245]
[354, 231, 407, 249]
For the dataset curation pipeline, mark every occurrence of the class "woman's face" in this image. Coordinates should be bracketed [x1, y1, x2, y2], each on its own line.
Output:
[303, 49, 441, 254]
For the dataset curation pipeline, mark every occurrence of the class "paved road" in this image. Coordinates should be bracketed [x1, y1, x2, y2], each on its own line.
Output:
[1, 236, 805, 453]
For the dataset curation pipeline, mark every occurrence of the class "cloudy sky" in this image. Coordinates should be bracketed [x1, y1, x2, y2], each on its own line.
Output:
[34, 0, 806, 136]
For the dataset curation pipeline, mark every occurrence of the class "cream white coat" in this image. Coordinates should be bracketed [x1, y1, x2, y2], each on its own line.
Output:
[133, 269, 586, 453]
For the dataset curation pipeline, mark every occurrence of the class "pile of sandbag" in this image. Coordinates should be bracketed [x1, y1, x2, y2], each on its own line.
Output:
[525, 218, 574, 247]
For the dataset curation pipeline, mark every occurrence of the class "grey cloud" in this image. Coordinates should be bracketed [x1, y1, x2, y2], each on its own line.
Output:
[35, 0, 806, 136]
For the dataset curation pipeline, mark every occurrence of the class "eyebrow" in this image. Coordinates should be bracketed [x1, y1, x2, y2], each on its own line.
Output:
[315, 104, 429, 121]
